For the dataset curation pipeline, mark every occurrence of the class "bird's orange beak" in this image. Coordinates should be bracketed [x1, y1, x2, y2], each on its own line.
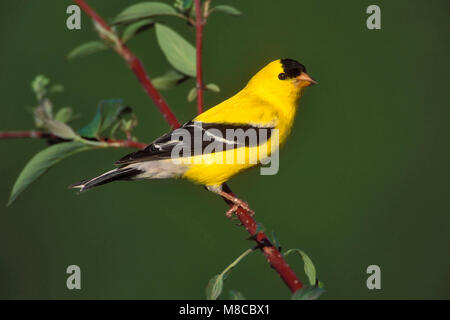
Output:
[296, 72, 318, 88]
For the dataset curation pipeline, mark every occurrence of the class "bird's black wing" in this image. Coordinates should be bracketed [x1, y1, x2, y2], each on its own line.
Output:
[115, 121, 274, 165]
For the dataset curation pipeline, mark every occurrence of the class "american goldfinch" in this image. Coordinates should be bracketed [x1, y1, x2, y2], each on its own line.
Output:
[71, 59, 316, 216]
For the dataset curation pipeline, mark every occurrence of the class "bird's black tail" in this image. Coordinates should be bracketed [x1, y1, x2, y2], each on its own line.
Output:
[70, 167, 143, 192]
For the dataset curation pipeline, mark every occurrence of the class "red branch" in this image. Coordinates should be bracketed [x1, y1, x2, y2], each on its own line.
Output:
[194, 0, 204, 114]
[105, 138, 147, 149]
[225, 186, 303, 292]
[74, 0, 180, 129]
[0, 131, 50, 139]
[0, 131, 147, 150]
[72, 0, 303, 294]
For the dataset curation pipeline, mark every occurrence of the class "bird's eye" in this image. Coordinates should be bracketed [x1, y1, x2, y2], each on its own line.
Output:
[278, 73, 287, 80]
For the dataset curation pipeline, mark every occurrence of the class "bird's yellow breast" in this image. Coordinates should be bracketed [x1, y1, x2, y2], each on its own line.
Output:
[181, 141, 274, 186]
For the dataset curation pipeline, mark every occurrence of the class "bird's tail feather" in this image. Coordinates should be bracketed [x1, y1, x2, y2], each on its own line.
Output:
[70, 167, 143, 192]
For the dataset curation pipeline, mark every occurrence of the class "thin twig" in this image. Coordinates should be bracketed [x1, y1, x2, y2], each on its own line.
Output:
[104, 138, 147, 149]
[0, 131, 51, 139]
[194, 0, 204, 114]
[73, 0, 181, 129]
[221, 184, 303, 292]
[0, 130, 147, 149]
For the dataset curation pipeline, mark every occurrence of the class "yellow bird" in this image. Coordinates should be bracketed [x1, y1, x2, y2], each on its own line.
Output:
[71, 59, 316, 216]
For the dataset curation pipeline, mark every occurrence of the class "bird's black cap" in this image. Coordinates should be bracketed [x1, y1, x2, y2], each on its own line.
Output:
[280, 59, 307, 78]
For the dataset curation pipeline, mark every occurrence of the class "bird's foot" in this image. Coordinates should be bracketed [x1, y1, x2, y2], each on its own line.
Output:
[226, 204, 239, 219]
[206, 186, 255, 219]
[225, 199, 255, 219]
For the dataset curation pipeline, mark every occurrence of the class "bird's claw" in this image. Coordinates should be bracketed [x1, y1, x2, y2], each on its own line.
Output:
[235, 199, 255, 217]
[225, 200, 255, 220]
[226, 204, 239, 219]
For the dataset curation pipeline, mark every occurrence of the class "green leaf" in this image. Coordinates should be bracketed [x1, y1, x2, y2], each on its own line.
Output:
[211, 5, 242, 16]
[43, 120, 78, 140]
[284, 249, 317, 286]
[229, 290, 246, 300]
[31, 75, 50, 101]
[77, 109, 101, 138]
[78, 99, 131, 138]
[205, 248, 254, 300]
[49, 84, 64, 94]
[113, 2, 181, 24]
[187, 87, 197, 102]
[8, 142, 90, 206]
[93, 22, 121, 47]
[155, 23, 196, 76]
[31, 75, 50, 93]
[33, 98, 53, 128]
[271, 231, 281, 251]
[109, 121, 122, 139]
[206, 83, 220, 93]
[291, 286, 325, 300]
[67, 41, 108, 60]
[152, 70, 186, 90]
[55, 107, 73, 123]
[174, 0, 193, 11]
[100, 101, 131, 133]
[206, 275, 223, 300]
[121, 18, 154, 42]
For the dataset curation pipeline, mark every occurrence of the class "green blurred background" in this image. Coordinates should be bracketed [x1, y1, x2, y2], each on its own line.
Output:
[0, 0, 448, 299]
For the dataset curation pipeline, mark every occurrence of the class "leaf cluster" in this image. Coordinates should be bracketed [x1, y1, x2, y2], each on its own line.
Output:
[205, 235, 325, 300]
[67, 1, 241, 101]
[8, 76, 137, 206]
